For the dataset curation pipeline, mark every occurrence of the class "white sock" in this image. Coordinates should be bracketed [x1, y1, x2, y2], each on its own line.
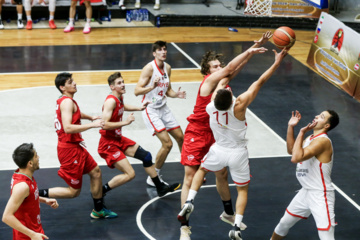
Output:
[155, 168, 160, 175]
[234, 214, 243, 227]
[136, 0, 140, 3]
[155, 0, 159, 4]
[69, 18, 74, 26]
[49, 15, 54, 21]
[186, 189, 197, 202]
[86, 18, 91, 24]
[119, 0, 124, 5]
[18, 14, 23, 20]
[26, 15, 32, 21]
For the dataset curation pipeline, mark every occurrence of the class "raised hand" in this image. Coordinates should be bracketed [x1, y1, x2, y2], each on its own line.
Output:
[288, 110, 301, 127]
[176, 87, 186, 99]
[300, 122, 317, 133]
[254, 31, 273, 46]
[249, 47, 268, 54]
[273, 48, 288, 64]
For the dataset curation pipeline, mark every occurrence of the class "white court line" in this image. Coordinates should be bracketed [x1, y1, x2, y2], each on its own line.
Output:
[136, 184, 236, 240]
[332, 183, 360, 211]
[0, 67, 199, 76]
[171, 42, 201, 69]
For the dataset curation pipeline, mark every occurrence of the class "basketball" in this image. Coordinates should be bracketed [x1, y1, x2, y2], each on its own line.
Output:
[273, 26, 296, 49]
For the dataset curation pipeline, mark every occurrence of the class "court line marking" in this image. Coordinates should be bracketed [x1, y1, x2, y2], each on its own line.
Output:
[332, 183, 360, 211]
[136, 184, 236, 240]
[0, 68, 199, 76]
[171, 42, 202, 69]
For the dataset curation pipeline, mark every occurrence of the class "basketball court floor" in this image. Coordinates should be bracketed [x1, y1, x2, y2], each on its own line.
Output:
[0, 40, 360, 239]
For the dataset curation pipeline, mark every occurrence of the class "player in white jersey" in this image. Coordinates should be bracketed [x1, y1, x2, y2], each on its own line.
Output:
[178, 48, 288, 240]
[135, 40, 186, 187]
[271, 110, 339, 240]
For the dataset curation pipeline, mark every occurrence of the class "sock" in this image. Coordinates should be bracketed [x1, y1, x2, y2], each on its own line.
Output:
[102, 183, 112, 194]
[155, 0, 159, 4]
[26, 16, 32, 21]
[152, 176, 162, 188]
[155, 168, 160, 174]
[18, 14, 22, 20]
[223, 199, 234, 215]
[186, 189, 197, 202]
[136, 0, 140, 3]
[119, 0, 124, 5]
[86, 18, 91, 24]
[49, 15, 54, 21]
[39, 189, 49, 197]
[234, 214, 243, 227]
[69, 18, 74, 26]
[93, 197, 103, 212]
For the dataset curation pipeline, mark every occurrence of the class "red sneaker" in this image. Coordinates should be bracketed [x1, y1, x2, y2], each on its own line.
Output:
[26, 20, 32, 30]
[49, 20, 57, 29]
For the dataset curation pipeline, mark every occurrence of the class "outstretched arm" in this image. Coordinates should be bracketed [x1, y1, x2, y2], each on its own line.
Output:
[287, 111, 301, 154]
[236, 48, 287, 110]
[251, 31, 273, 49]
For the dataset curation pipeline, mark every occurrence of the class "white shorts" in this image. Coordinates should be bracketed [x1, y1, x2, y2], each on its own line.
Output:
[286, 188, 336, 230]
[201, 143, 250, 186]
[142, 104, 180, 135]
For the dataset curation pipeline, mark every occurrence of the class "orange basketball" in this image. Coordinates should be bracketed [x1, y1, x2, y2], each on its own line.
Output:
[273, 26, 296, 49]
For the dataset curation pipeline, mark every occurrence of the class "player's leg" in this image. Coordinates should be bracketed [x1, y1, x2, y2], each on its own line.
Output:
[23, 0, 32, 29]
[168, 127, 184, 153]
[154, 129, 173, 169]
[13, 0, 24, 29]
[48, 0, 56, 29]
[271, 211, 302, 239]
[153, 0, 160, 10]
[228, 185, 248, 240]
[44, 186, 81, 198]
[0, 0, 4, 29]
[83, 0, 91, 34]
[64, 0, 76, 32]
[318, 227, 335, 240]
[106, 158, 135, 190]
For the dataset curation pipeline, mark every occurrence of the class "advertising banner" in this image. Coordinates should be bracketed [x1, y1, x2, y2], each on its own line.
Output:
[307, 12, 360, 101]
[271, 0, 328, 18]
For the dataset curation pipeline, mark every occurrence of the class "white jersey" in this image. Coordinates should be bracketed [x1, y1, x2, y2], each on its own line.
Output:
[142, 60, 169, 109]
[296, 133, 334, 191]
[206, 100, 248, 149]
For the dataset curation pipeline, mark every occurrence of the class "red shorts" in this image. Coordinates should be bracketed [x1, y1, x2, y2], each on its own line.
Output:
[180, 123, 215, 166]
[98, 136, 136, 168]
[57, 143, 98, 189]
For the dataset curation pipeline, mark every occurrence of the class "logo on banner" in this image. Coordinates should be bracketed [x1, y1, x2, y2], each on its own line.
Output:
[317, 27, 321, 34]
[355, 63, 359, 71]
[330, 28, 344, 55]
[314, 35, 319, 43]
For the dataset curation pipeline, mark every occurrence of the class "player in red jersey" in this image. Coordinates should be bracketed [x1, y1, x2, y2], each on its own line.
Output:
[99, 72, 181, 197]
[38, 72, 117, 219]
[2, 143, 59, 240]
[179, 32, 272, 239]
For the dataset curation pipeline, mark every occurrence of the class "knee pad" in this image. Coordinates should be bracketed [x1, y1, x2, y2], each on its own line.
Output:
[134, 146, 153, 167]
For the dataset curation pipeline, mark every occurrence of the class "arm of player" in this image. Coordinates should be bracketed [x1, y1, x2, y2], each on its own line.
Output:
[61, 98, 104, 134]
[2, 183, 49, 240]
[286, 111, 301, 154]
[81, 113, 101, 121]
[291, 123, 331, 163]
[251, 31, 273, 49]
[235, 49, 287, 111]
[210, 78, 231, 101]
[39, 197, 59, 209]
[134, 64, 157, 96]
[102, 98, 135, 130]
[124, 101, 150, 111]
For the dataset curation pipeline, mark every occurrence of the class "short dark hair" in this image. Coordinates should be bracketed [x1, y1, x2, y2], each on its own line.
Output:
[326, 110, 339, 132]
[12, 143, 35, 169]
[214, 89, 233, 111]
[152, 41, 167, 52]
[55, 72, 72, 93]
[200, 51, 225, 76]
[108, 72, 122, 86]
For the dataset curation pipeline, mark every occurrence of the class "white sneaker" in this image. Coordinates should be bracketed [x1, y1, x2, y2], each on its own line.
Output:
[180, 226, 192, 240]
[83, 23, 91, 34]
[0, 20, 4, 29]
[134, 2, 140, 8]
[64, 24, 74, 33]
[17, 19, 24, 29]
[146, 175, 168, 187]
[219, 211, 247, 231]
[153, 3, 160, 10]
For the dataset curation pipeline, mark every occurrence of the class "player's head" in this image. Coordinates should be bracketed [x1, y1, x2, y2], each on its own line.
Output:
[108, 72, 125, 94]
[214, 89, 233, 111]
[55, 72, 73, 94]
[12, 143, 39, 170]
[200, 51, 224, 76]
[152, 41, 167, 60]
[313, 110, 339, 132]
[325, 110, 339, 132]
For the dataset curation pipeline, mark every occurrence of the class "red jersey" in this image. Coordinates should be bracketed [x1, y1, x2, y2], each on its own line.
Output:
[99, 95, 124, 138]
[11, 170, 44, 240]
[55, 96, 83, 144]
[186, 75, 213, 131]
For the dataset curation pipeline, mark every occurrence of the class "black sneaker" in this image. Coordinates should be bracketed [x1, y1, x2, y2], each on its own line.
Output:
[229, 224, 242, 240]
[156, 182, 181, 197]
[177, 200, 194, 224]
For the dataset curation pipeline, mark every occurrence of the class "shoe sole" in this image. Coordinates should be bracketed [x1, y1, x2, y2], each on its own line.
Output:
[90, 213, 118, 219]
[220, 214, 247, 231]
[177, 205, 194, 224]
[229, 230, 242, 240]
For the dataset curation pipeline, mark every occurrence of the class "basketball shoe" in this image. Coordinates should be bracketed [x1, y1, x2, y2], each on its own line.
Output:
[177, 200, 194, 224]
[229, 224, 242, 240]
[90, 207, 118, 219]
[157, 182, 181, 197]
[220, 211, 247, 230]
[180, 226, 192, 240]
